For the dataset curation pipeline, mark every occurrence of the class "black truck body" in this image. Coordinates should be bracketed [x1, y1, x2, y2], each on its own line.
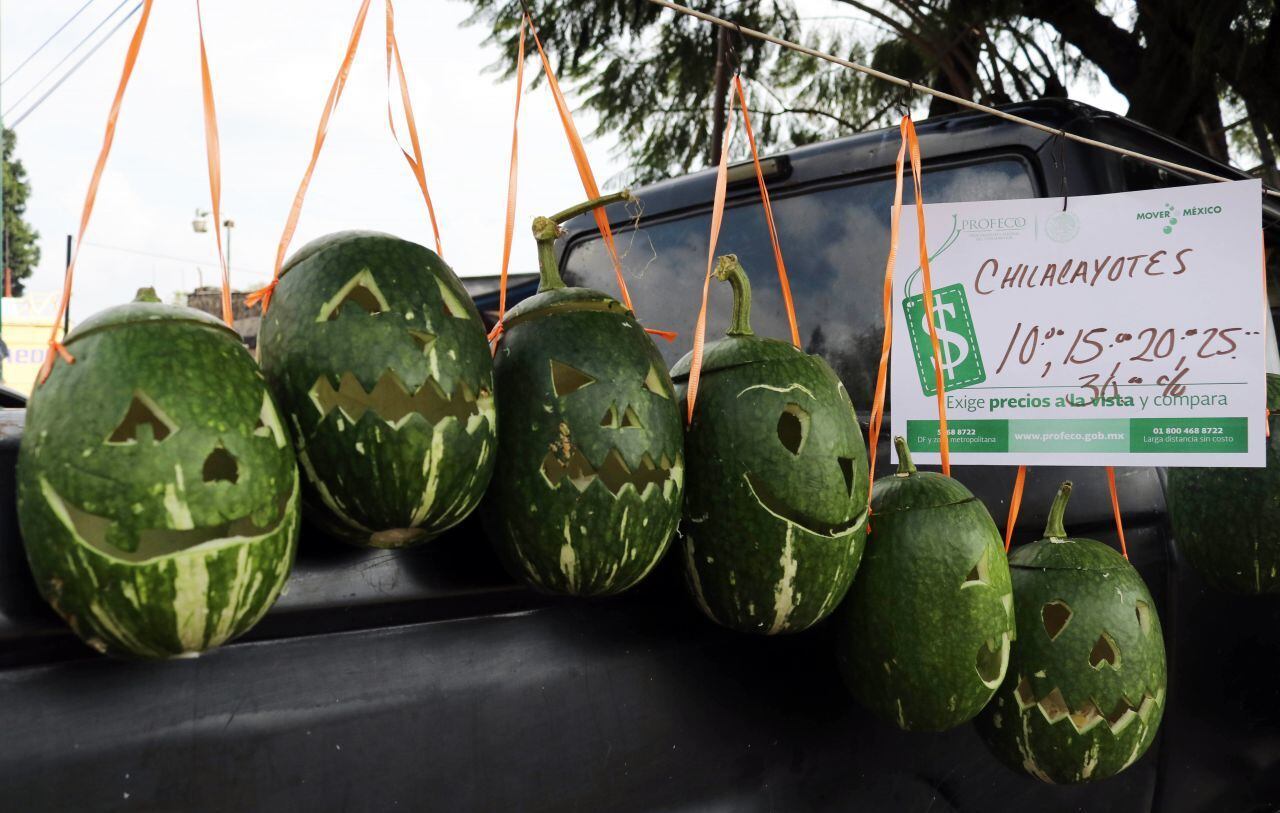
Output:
[1, 100, 1278, 812]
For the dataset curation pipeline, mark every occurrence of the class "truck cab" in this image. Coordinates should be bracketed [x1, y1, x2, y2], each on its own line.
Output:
[3, 99, 1279, 811]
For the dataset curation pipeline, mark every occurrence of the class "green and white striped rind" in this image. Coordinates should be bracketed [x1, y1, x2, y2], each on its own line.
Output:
[975, 537, 1167, 784]
[838, 474, 1014, 731]
[1167, 373, 1280, 593]
[483, 287, 685, 597]
[19, 470, 299, 660]
[259, 231, 496, 547]
[683, 507, 866, 635]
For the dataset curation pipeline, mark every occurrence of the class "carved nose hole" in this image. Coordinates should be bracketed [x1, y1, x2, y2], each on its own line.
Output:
[1042, 600, 1072, 640]
[838, 456, 855, 495]
[777, 404, 809, 455]
[1135, 600, 1152, 636]
[202, 447, 239, 484]
[1089, 632, 1121, 670]
[620, 406, 642, 429]
[600, 405, 618, 428]
[408, 329, 435, 353]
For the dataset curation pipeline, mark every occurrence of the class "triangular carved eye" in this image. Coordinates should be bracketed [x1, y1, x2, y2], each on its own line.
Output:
[1042, 600, 1072, 640]
[962, 548, 991, 589]
[317, 269, 390, 321]
[551, 360, 595, 396]
[108, 392, 177, 444]
[644, 365, 669, 399]
[436, 278, 470, 320]
[1135, 600, 1152, 636]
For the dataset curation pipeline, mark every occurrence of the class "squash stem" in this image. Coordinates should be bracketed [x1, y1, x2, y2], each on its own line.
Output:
[532, 190, 633, 292]
[893, 436, 916, 475]
[713, 254, 754, 336]
[134, 287, 161, 303]
[1044, 481, 1073, 538]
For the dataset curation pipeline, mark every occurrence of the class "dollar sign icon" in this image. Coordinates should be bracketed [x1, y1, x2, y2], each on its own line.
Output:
[904, 283, 986, 396]
[921, 295, 969, 383]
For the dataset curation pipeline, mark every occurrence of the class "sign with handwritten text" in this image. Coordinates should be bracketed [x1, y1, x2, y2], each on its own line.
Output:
[890, 179, 1266, 467]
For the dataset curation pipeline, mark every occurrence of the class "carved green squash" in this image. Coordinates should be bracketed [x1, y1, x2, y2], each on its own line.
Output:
[484, 193, 684, 596]
[1167, 373, 1280, 592]
[670, 256, 869, 634]
[838, 437, 1014, 731]
[17, 289, 299, 659]
[258, 231, 495, 548]
[976, 482, 1167, 784]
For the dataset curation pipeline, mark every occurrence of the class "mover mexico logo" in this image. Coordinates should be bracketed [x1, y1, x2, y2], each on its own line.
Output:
[903, 284, 987, 396]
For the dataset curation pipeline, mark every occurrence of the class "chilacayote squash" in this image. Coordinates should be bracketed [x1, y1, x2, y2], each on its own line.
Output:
[258, 231, 495, 548]
[1166, 373, 1280, 593]
[976, 482, 1167, 784]
[483, 192, 684, 596]
[670, 255, 869, 634]
[16, 288, 299, 659]
[837, 436, 1014, 731]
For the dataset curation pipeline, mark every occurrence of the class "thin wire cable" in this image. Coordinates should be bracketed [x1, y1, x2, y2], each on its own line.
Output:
[7, 1, 140, 128]
[1, 0, 98, 86]
[4, 0, 131, 117]
[643, 0, 1280, 201]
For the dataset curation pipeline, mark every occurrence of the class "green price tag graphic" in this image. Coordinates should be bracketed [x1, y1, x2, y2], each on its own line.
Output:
[902, 283, 986, 396]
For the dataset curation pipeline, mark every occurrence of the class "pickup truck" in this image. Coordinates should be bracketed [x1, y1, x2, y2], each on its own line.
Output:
[1, 99, 1277, 812]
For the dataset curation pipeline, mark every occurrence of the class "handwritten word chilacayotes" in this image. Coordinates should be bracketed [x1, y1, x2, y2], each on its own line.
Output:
[973, 248, 1194, 296]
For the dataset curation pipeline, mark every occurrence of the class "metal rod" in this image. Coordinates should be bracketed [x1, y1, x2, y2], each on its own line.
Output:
[642, 0, 1280, 201]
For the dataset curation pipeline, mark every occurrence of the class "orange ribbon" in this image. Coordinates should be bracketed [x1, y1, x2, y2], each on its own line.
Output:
[683, 85, 738, 424]
[1106, 466, 1129, 560]
[1003, 464, 1026, 552]
[734, 76, 799, 349]
[487, 17, 528, 348]
[38, 0, 154, 385]
[196, 0, 232, 328]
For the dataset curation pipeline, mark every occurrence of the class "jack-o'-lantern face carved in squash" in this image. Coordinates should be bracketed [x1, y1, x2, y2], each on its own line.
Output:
[484, 194, 684, 597]
[671, 256, 869, 636]
[976, 482, 1166, 784]
[258, 231, 496, 548]
[17, 291, 299, 659]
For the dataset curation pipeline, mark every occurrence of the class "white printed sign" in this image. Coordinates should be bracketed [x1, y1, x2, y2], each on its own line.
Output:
[889, 179, 1267, 467]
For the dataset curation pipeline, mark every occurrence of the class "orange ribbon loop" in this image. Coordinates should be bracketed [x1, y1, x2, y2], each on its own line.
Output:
[38, 0, 155, 386]
[1004, 464, 1027, 552]
[255, 0, 372, 315]
[1106, 466, 1129, 560]
[734, 76, 799, 349]
[489, 17, 528, 351]
[195, 0, 232, 328]
[384, 0, 443, 257]
[683, 88, 737, 424]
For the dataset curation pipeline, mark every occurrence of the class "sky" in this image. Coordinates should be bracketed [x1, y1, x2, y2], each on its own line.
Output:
[0, 1, 1128, 321]
[0, 0, 627, 316]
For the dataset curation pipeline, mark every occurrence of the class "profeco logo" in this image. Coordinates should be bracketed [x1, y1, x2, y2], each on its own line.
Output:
[960, 216, 1027, 232]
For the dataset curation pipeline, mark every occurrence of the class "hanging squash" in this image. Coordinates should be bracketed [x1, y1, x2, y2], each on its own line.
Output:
[258, 231, 495, 548]
[484, 193, 684, 596]
[670, 255, 868, 634]
[1166, 373, 1280, 593]
[17, 289, 300, 659]
[836, 437, 1014, 731]
[976, 482, 1166, 784]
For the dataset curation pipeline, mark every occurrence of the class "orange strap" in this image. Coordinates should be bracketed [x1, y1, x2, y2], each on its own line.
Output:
[865, 132, 908, 506]
[486, 17, 528, 347]
[734, 76, 799, 349]
[195, 0, 232, 328]
[1004, 464, 1026, 551]
[38, 0, 154, 385]
[248, 0, 372, 313]
[384, 0, 443, 256]
[683, 86, 737, 423]
[528, 26, 630, 310]
[1106, 466, 1130, 560]
[903, 117, 951, 475]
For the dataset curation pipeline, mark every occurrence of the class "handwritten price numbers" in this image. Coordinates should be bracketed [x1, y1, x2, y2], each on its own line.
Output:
[995, 322, 1259, 398]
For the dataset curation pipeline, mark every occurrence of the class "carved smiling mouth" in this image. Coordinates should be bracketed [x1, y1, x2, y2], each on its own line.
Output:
[540, 447, 683, 499]
[744, 473, 866, 537]
[39, 475, 295, 564]
[309, 370, 485, 429]
[1014, 677, 1165, 736]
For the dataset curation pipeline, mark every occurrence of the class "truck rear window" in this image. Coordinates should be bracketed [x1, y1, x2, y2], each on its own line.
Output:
[562, 158, 1036, 412]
